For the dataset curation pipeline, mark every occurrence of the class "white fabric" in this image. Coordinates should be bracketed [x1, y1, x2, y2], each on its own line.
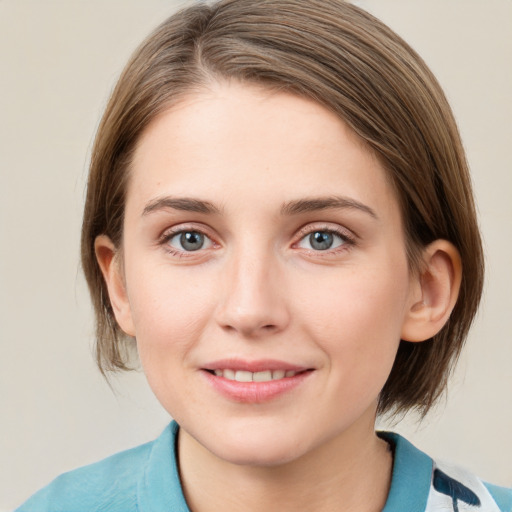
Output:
[425, 460, 502, 512]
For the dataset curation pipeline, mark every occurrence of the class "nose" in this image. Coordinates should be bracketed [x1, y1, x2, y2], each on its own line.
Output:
[215, 248, 290, 338]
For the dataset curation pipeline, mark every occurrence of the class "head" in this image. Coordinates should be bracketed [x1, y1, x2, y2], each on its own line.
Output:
[81, 0, 483, 420]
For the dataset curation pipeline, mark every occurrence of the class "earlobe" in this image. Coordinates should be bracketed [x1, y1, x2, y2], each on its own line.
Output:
[401, 240, 462, 342]
[94, 235, 136, 337]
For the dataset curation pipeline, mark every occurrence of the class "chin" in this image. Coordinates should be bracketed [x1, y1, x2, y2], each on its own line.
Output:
[193, 418, 315, 468]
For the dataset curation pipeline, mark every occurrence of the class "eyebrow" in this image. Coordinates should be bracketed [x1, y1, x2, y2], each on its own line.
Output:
[142, 194, 377, 219]
[280, 196, 377, 219]
[142, 197, 222, 216]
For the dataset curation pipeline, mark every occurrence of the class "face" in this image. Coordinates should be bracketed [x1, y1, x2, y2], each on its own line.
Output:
[109, 81, 419, 466]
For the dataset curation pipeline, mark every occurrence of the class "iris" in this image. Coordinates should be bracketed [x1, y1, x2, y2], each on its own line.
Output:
[179, 232, 204, 251]
[309, 231, 334, 250]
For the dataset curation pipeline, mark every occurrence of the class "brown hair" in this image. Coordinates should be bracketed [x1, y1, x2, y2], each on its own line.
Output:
[81, 0, 484, 417]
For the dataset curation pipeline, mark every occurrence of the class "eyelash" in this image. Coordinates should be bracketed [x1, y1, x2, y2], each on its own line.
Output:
[158, 224, 356, 258]
[293, 225, 356, 255]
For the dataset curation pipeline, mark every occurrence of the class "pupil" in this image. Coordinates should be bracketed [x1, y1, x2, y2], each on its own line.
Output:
[310, 231, 333, 250]
[180, 232, 204, 251]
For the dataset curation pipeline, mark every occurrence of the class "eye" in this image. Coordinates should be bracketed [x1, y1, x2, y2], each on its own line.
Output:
[167, 230, 213, 252]
[297, 230, 348, 251]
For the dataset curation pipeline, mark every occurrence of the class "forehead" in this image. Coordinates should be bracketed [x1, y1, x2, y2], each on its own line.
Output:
[127, 81, 398, 219]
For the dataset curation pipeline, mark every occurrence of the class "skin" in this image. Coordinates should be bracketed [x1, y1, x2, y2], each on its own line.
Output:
[96, 81, 461, 512]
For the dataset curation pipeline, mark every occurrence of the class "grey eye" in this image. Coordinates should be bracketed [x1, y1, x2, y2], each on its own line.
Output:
[169, 231, 211, 251]
[297, 230, 346, 251]
[309, 231, 334, 250]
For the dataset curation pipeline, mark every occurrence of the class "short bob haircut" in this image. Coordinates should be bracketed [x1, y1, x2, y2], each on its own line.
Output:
[81, 0, 484, 418]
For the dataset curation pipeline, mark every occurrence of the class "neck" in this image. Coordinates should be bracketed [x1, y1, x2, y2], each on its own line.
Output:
[177, 411, 393, 512]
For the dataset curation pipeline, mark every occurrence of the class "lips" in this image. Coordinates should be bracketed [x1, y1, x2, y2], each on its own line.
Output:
[201, 359, 313, 403]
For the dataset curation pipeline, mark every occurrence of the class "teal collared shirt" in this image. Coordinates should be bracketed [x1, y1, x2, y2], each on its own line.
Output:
[17, 422, 512, 512]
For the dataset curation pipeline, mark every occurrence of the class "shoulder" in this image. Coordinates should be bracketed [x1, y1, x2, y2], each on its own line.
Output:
[484, 482, 512, 512]
[16, 422, 186, 512]
[380, 432, 512, 512]
[15, 438, 154, 512]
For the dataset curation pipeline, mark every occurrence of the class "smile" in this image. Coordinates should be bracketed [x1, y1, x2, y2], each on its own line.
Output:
[211, 369, 299, 382]
[202, 361, 313, 403]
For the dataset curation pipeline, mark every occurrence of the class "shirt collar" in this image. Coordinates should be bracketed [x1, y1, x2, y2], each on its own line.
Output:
[380, 431, 433, 512]
[138, 423, 433, 512]
[138, 421, 190, 512]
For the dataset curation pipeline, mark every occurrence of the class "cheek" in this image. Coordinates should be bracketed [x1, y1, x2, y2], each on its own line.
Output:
[295, 262, 409, 371]
[125, 263, 218, 361]
[125, 268, 219, 414]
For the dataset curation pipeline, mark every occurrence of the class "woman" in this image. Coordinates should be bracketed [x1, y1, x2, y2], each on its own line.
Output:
[16, 1, 512, 510]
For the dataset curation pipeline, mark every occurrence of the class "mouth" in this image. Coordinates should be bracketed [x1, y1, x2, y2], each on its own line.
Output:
[201, 360, 314, 403]
[205, 368, 306, 382]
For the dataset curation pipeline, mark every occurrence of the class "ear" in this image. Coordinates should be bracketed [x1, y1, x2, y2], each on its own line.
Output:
[401, 240, 462, 342]
[94, 235, 136, 337]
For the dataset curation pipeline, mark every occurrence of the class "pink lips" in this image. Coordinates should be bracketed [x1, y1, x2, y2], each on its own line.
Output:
[201, 359, 313, 403]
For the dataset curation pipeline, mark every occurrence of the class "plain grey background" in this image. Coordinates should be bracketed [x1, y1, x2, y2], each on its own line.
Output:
[1, 1, 511, 509]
